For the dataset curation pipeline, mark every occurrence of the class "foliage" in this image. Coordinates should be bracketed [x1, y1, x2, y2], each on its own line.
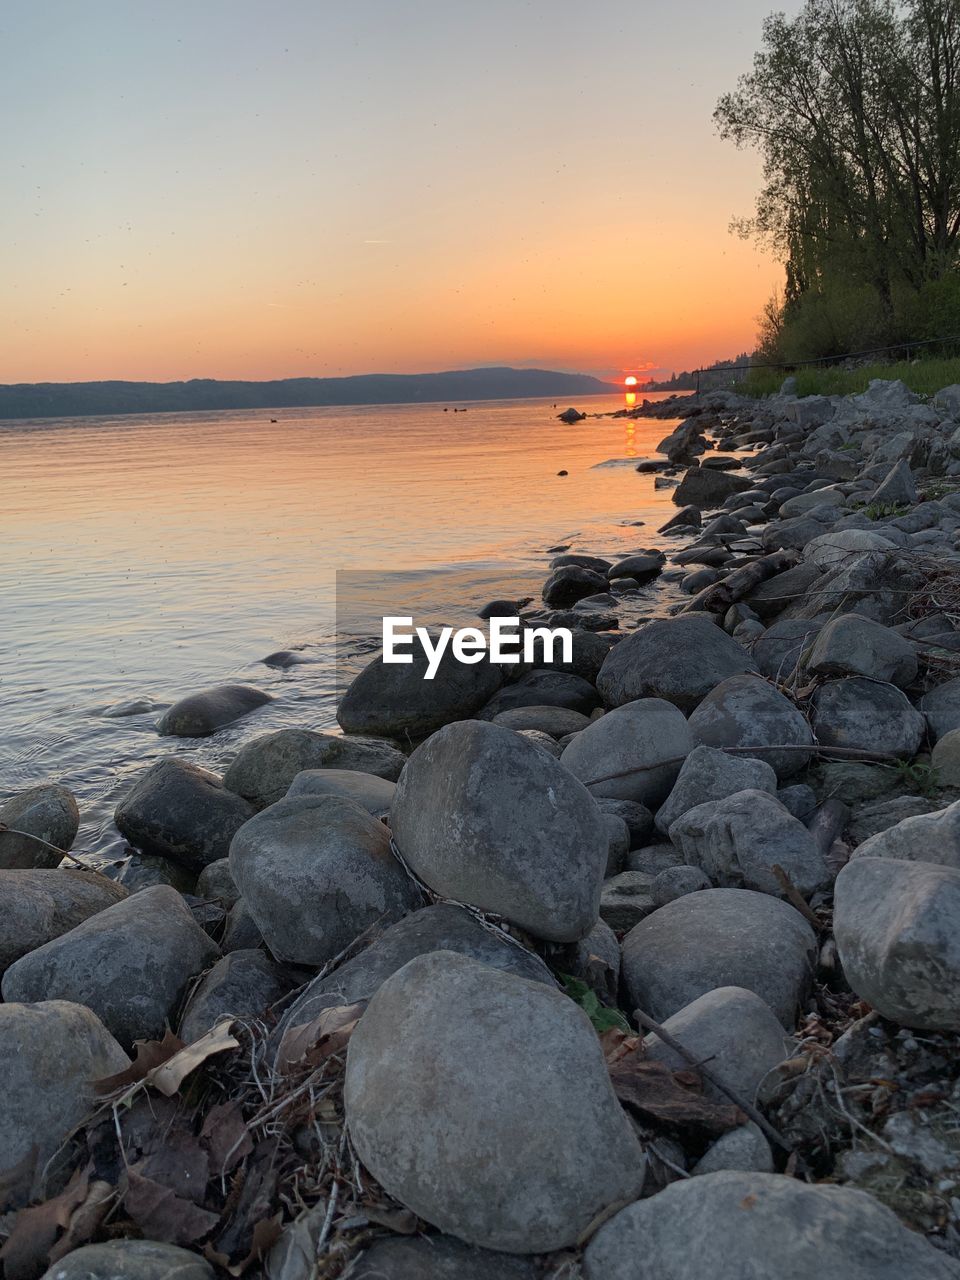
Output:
[561, 974, 631, 1033]
[740, 354, 960, 397]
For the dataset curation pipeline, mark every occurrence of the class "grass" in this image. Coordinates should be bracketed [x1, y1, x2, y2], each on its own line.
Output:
[736, 355, 960, 399]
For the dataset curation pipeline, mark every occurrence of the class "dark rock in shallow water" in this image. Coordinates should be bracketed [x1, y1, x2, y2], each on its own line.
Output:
[155, 683, 272, 737]
[223, 729, 406, 809]
[673, 467, 752, 508]
[0, 784, 80, 870]
[541, 564, 608, 607]
[607, 551, 665, 582]
[260, 649, 315, 668]
[115, 757, 256, 872]
[337, 636, 501, 741]
[476, 597, 532, 619]
[549, 552, 613, 573]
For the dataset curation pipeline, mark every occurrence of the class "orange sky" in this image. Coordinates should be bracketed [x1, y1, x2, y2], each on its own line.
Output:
[0, 1, 789, 384]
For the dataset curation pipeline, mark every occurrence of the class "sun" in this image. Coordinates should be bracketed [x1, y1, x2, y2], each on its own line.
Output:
[624, 375, 638, 387]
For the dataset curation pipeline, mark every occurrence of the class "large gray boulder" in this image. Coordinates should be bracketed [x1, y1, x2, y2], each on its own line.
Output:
[344, 951, 645, 1253]
[390, 720, 606, 942]
[643, 986, 793, 1103]
[178, 949, 290, 1043]
[114, 758, 256, 872]
[583, 1171, 960, 1280]
[669, 790, 830, 897]
[223, 729, 406, 809]
[687, 674, 813, 778]
[286, 767, 396, 814]
[274, 903, 554, 1047]
[0, 1000, 129, 1206]
[655, 744, 777, 834]
[920, 677, 960, 742]
[337, 637, 501, 741]
[1, 885, 219, 1046]
[40, 1241, 215, 1280]
[810, 678, 925, 757]
[155, 683, 272, 737]
[597, 616, 757, 713]
[851, 798, 960, 870]
[805, 614, 917, 687]
[492, 705, 592, 737]
[560, 698, 694, 806]
[0, 783, 80, 870]
[673, 468, 753, 508]
[621, 888, 816, 1026]
[802, 528, 897, 571]
[542, 564, 608, 606]
[230, 795, 420, 967]
[834, 857, 960, 1030]
[0, 868, 127, 974]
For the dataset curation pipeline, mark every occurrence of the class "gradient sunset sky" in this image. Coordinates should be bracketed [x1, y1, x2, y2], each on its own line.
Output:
[1, 0, 796, 384]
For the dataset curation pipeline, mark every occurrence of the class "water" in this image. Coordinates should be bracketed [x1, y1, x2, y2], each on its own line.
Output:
[0, 391, 685, 863]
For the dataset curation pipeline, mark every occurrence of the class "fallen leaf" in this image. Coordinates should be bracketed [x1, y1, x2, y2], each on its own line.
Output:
[201, 1101, 253, 1175]
[46, 1180, 114, 1266]
[609, 1054, 745, 1137]
[0, 1166, 90, 1280]
[124, 1168, 219, 1246]
[276, 1003, 366, 1072]
[147, 1020, 239, 1096]
[94, 1029, 185, 1096]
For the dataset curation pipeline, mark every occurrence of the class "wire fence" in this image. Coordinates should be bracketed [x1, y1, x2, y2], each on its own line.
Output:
[693, 332, 960, 393]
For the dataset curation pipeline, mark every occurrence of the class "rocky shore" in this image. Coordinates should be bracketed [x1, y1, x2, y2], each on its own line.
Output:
[3, 377, 960, 1277]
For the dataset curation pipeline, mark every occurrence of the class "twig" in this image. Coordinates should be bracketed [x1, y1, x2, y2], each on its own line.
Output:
[771, 865, 823, 931]
[631, 1006, 794, 1156]
[0, 822, 90, 868]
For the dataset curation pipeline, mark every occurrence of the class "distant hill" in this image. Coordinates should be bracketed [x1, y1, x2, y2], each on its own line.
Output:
[0, 366, 617, 420]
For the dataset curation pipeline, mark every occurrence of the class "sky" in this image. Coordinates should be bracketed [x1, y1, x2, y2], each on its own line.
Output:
[0, 0, 796, 384]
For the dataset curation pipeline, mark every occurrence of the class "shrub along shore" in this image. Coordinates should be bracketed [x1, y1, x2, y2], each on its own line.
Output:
[2, 378, 960, 1277]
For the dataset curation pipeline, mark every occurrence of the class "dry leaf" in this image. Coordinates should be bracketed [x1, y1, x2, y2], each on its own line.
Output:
[609, 1054, 745, 1137]
[276, 1002, 365, 1072]
[46, 1180, 114, 1266]
[0, 1166, 91, 1280]
[201, 1101, 253, 1175]
[124, 1168, 220, 1246]
[147, 1019, 239, 1096]
[94, 1029, 185, 1096]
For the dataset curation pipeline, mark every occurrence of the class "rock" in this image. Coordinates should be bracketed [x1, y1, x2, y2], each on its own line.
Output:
[114, 758, 256, 872]
[528, 626, 613, 683]
[515, 728, 564, 758]
[777, 783, 817, 820]
[673, 468, 753, 508]
[669, 790, 829, 897]
[478, 669, 600, 718]
[275, 904, 554, 1046]
[558, 406, 585, 423]
[802, 528, 897, 570]
[337, 636, 501, 741]
[221, 897, 262, 952]
[596, 798, 655, 847]
[40, 1241, 215, 1280]
[652, 864, 711, 905]
[644, 986, 793, 1102]
[779, 487, 845, 518]
[560, 698, 693, 806]
[155, 684, 272, 737]
[687, 674, 813, 779]
[805, 614, 917, 686]
[554, 917, 622, 1000]
[224, 729, 406, 809]
[932, 728, 960, 784]
[597, 616, 757, 713]
[621, 888, 816, 1026]
[659, 505, 702, 534]
[786, 548, 922, 626]
[261, 649, 314, 668]
[0, 784, 80, 870]
[692, 1123, 774, 1175]
[491, 705, 592, 737]
[118, 851, 196, 894]
[870, 458, 918, 507]
[583, 1170, 960, 1280]
[344, 951, 645, 1252]
[746, 562, 824, 619]
[655, 744, 777, 834]
[542, 565, 608, 607]
[848, 795, 935, 847]
[626, 843, 685, 875]
[286, 767, 396, 814]
[834, 857, 960, 1030]
[607, 552, 665, 583]
[346, 1236, 537, 1280]
[477, 598, 533, 619]
[230, 795, 420, 967]
[0, 869, 127, 974]
[752, 618, 822, 680]
[178, 949, 290, 1043]
[195, 858, 239, 910]
[391, 720, 605, 942]
[1, 885, 219, 1046]
[851, 798, 960, 870]
[920, 677, 960, 742]
[0, 1001, 129, 1206]
[602, 813, 630, 875]
[600, 870, 655, 931]
[810, 678, 925, 757]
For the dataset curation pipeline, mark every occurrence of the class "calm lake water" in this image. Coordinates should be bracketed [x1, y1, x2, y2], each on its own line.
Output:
[0, 391, 686, 863]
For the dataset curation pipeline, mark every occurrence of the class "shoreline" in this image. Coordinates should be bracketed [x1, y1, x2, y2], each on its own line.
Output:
[3, 378, 960, 1274]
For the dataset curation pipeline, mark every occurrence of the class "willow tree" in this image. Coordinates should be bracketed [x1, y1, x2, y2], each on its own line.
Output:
[716, 0, 960, 340]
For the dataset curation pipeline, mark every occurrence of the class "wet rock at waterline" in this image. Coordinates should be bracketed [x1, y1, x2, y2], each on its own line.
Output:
[2, 885, 219, 1047]
[541, 564, 608, 607]
[0, 783, 80, 870]
[115, 757, 256, 872]
[0, 868, 127, 974]
[560, 697, 693, 806]
[230, 794, 421, 967]
[344, 951, 645, 1253]
[390, 720, 606, 941]
[0, 1000, 129, 1207]
[155, 683, 272, 737]
[223, 729, 406, 809]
